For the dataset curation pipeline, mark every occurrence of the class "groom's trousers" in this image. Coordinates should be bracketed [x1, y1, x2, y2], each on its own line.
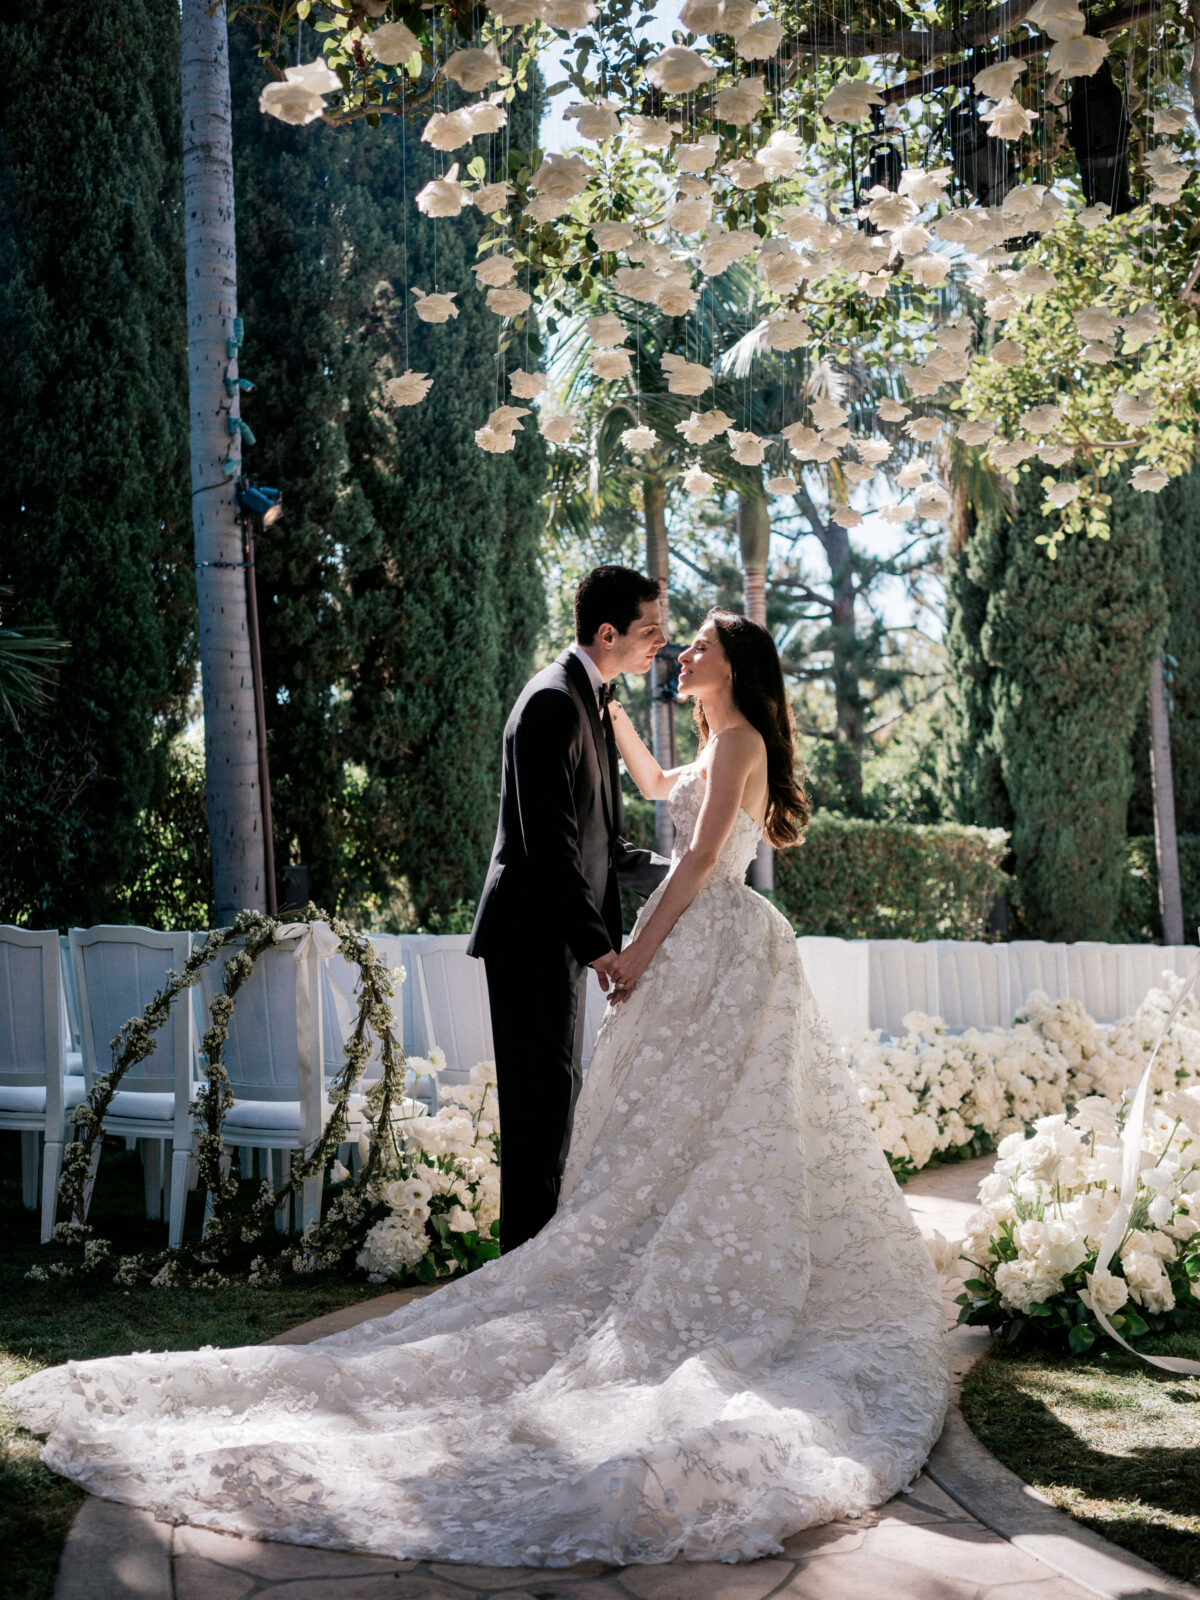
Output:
[484, 942, 589, 1254]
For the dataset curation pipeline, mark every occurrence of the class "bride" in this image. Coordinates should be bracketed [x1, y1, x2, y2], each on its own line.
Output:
[10, 608, 948, 1569]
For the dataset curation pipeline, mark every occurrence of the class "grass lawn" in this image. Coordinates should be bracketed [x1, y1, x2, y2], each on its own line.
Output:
[962, 1332, 1200, 1587]
[0, 1132, 385, 1600]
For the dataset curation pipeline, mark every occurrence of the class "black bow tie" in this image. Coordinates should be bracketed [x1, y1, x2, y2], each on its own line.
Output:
[598, 681, 617, 711]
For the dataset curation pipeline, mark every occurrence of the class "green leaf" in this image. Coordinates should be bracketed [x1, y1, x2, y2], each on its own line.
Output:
[296, 0, 311, 16]
[1068, 1323, 1096, 1354]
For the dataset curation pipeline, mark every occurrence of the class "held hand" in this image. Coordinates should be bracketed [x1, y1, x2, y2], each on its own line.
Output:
[606, 936, 653, 1001]
[590, 950, 621, 994]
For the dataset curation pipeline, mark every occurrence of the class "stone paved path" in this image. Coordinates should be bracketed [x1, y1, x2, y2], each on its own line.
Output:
[59, 1157, 1195, 1600]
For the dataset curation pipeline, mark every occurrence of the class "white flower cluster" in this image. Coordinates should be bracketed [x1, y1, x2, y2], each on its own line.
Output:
[356, 1061, 501, 1283]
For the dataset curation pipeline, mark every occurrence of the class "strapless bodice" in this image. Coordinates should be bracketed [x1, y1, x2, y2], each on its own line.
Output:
[667, 763, 762, 882]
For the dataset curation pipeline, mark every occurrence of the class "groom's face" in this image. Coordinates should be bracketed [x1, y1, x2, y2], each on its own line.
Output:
[596, 598, 665, 679]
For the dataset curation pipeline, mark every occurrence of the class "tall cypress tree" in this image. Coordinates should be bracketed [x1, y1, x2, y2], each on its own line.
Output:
[0, 0, 193, 925]
[943, 473, 1166, 940]
[230, 31, 546, 924]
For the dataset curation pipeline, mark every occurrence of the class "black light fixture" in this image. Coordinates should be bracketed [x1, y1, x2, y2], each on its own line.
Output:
[945, 95, 1019, 211]
[1068, 57, 1134, 216]
[851, 107, 908, 228]
[237, 480, 283, 526]
[654, 642, 686, 701]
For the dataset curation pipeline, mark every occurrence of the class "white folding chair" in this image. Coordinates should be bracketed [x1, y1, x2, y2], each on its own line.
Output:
[934, 941, 1014, 1031]
[59, 934, 83, 1058]
[413, 936, 494, 1092]
[71, 926, 194, 1247]
[796, 936, 870, 1044]
[0, 928, 84, 1241]
[867, 940, 941, 1037]
[1008, 940, 1070, 1014]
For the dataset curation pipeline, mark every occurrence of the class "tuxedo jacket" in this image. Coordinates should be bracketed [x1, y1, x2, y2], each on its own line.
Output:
[467, 649, 669, 968]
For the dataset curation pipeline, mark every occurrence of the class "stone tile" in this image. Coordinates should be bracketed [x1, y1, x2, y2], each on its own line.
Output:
[174, 1524, 408, 1579]
[876, 1477, 980, 1527]
[174, 1556, 258, 1600]
[429, 1563, 614, 1590]
[497, 1587, 627, 1600]
[617, 1558, 794, 1600]
[57, 1499, 173, 1600]
[260, 1578, 462, 1599]
[982, 1584, 1096, 1600]
[776, 1551, 981, 1600]
[780, 1521, 866, 1558]
[859, 1522, 1051, 1587]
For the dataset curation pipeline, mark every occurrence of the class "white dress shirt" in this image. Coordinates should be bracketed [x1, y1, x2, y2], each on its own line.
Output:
[569, 643, 607, 708]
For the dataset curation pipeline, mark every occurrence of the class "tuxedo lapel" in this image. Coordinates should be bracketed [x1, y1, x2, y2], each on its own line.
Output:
[560, 649, 615, 836]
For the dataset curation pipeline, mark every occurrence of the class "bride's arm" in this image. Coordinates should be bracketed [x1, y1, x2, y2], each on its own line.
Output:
[607, 727, 759, 998]
[608, 699, 687, 801]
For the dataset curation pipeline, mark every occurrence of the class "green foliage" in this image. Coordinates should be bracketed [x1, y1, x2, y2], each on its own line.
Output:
[0, 0, 194, 926]
[942, 472, 1166, 941]
[114, 741, 212, 932]
[771, 815, 1010, 940]
[1117, 836, 1200, 945]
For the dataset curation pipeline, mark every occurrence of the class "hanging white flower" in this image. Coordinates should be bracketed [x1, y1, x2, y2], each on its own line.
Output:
[1073, 305, 1119, 342]
[482, 404, 531, 432]
[475, 425, 520, 453]
[674, 135, 722, 172]
[445, 43, 505, 92]
[364, 21, 420, 65]
[664, 194, 713, 231]
[473, 254, 518, 287]
[980, 97, 1039, 140]
[541, 0, 598, 27]
[728, 430, 766, 465]
[830, 503, 862, 528]
[646, 46, 716, 94]
[879, 503, 912, 524]
[483, 0, 544, 23]
[861, 186, 918, 230]
[1153, 106, 1191, 134]
[1010, 264, 1057, 294]
[412, 288, 459, 323]
[422, 109, 479, 152]
[1080, 340, 1116, 364]
[936, 323, 974, 354]
[779, 207, 842, 248]
[486, 287, 533, 316]
[621, 424, 658, 454]
[472, 181, 513, 214]
[897, 166, 953, 206]
[811, 397, 849, 431]
[958, 417, 997, 446]
[539, 413, 581, 443]
[530, 152, 593, 201]
[877, 399, 910, 422]
[725, 157, 769, 190]
[611, 265, 662, 301]
[904, 416, 943, 442]
[842, 460, 875, 486]
[988, 438, 1038, 468]
[932, 210, 979, 243]
[854, 438, 891, 465]
[662, 354, 713, 396]
[415, 165, 468, 217]
[1020, 403, 1063, 435]
[822, 80, 885, 125]
[259, 60, 341, 125]
[895, 460, 931, 487]
[782, 424, 830, 460]
[509, 369, 547, 400]
[683, 462, 717, 496]
[765, 474, 798, 496]
[698, 229, 758, 276]
[1121, 307, 1161, 351]
[623, 114, 679, 150]
[1076, 201, 1113, 228]
[590, 348, 633, 380]
[677, 408, 734, 445]
[1044, 482, 1081, 508]
[914, 483, 952, 520]
[525, 195, 568, 224]
[586, 313, 627, 348]
[1026, 0, 1086, 40]
[758, 240, 806, 294]
[385, 370, 432, 406]
[973, 59, 1027, 99]
[755, 130, 804, 179]
[991, 337, 1026, 366]
[656, 280, 700, 316]
[592, 221, 636, 251]
[859, 270, 892, 299]
[1132, 465, 1170, 492]
[738, 17, 784, 58]
[764, 310, 811, 351]
[715, 77, 767, 126]
[679, 0, 756, 37]
[1048, 35, 1109, 77]
[907, 253, 951, 286]
[1038, 444, 1074, 466]
[890, 221, 932, 257]
[564, 100, 622, 141]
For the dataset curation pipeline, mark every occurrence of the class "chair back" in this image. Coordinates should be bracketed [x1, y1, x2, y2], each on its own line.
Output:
[195, 934, 322, 1113]
[59, 935, 82, 1051]
[321, 933, 405, 1081]
[867, 939, 941, 1036]
[933, 941, 1013, 1031]
[0, 929, 65, 1116]
[71, 926, 191, 1095]
[413, 937, 493, 1086]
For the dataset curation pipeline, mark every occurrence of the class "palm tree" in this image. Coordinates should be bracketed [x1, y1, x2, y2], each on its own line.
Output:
[0, 590, 67, 729]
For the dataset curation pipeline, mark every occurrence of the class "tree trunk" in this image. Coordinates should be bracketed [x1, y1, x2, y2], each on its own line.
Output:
[182, 0, 266, 920]
[736, 487, 774, 891]
[1148, 649, 1184, 944]
[643, 476, 675, 857]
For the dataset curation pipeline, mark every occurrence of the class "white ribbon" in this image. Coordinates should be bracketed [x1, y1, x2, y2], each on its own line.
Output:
[1087, 948, 1200, 1375]
[275, 921, 342, 1137]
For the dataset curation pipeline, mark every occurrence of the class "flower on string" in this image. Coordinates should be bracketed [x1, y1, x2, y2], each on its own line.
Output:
[564, 100, 622, 140]
[895, 460, 931, 488]
[646, 46, 716, 93]
[623, 114, 680, 149]
[698, 229, 759, 276]
[679, 0, 756, 37]
[531, 152, 593, 201]
[728, 429, 766, 465]
[445, 43, 505, 92]
[674, 135, 722, 172]
[754, 129, 804, 179]
[822, 80, 885, 125]
[415, 165, 468, 217]
[932, 209, 980, 243]
[364, 20, 420, 65]
[936, 323, 974, 354]
[1048, 35, 1109, 77]
[590, 348, 633, 380]
[810, 397, 849, 431]
[586, 313, 627, 347]
[991, 337, 1026, 366]
[781, 422, 823, 459]
[621, 424, 658, 454]
[779, 207, 842, 247]
[877, 398, 910, 422]
[611, 265, 662, 301]
[914, 482, 952, 520]
[472, 181, 514, 214]
[1027, 0, 1086, 40]
[473, 254, 518, 287]
[1044, 482, 1081, 508]
[958, 417, 997, 446]
[412, 288, 459, 323]
[988, 438, 1038, 467]
[898, 166, 954, 205]
[664, 194, 713, 231]
[1077, 201, 1113, 228]
[859, 271, 892, 299]
[592, 220, 636, 251]
[715, 78, 767, 126]
[764, 310, 811, 351]
[1038, 444, 1074, 466]
[1073, 304, 1119, 342]
[1111, 389, 1155, 428]
[1010, 264, 1057, 294]
[725, 157, 769, 190]
[1121, 305, 1161, 351]
[541, 0, 598, 27]
[1132, 465, 1170, 492]
[765, 474, 798, 496]
[259, 60, 341, 125]
[854, 438, 891, 465]
[879, 503, 912, 524]
[842, 460, 875, 485]
[539, 413, 581, 443]
[980, 97, 1039, 140]
[524, 196, 568, 223]
[1153, 106, 1191, 134]
[486, 287, 533, 316]
[1080, 340, 1117, 364]
[973, 59, 1027, 98]
[861, 186, 918, 231]
[683, 462, 717, 496]
[475, 405, 530, 455]
[830, 503, 862, 528]
[384, 370, 432, 406]
[890, 221, 932, 257]
[758, 239, 806, 293]
[420, 100, 505, 149]
[739, 16, 784, 58]
[1020, 403, 1063, 435]
[904, 416, 943, 442]
[662, 353, 712, 396]
[509, 369, 547, 400]
[677, 408, 734, 445]
[483, 0, 544, 22]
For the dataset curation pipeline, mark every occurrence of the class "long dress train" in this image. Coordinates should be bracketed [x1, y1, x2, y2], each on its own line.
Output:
[9, 766, 948, 1566]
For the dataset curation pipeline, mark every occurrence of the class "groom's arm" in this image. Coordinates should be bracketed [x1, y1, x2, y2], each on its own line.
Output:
[512, 689, 614, 967]
[613, 839, 670, 899]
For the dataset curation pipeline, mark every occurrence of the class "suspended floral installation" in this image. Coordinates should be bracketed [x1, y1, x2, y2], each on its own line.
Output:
[248, 0, 1200, 540]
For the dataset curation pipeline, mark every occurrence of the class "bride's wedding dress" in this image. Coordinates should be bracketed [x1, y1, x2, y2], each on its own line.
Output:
[10, 766, 948, 1566]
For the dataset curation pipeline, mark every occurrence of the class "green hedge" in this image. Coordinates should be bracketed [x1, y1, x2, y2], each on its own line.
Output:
[1115, 836, 1200, 944]
[772, 816, 1011, 941]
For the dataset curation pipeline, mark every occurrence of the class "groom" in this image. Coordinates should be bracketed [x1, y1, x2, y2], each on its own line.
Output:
[468, 565, 671, 1252]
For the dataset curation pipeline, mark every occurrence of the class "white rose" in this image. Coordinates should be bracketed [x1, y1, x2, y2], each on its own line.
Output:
[365, 21, 421, 65]
[1079, 1267, 1129, 1317]
[445, 1204, 477, 1234]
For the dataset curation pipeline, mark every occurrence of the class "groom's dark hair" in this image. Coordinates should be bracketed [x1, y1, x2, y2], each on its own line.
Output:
[574, 565, 660, 645]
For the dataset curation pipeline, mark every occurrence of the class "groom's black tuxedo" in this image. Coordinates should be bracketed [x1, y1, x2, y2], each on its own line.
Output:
[468, 648, 669, 1251]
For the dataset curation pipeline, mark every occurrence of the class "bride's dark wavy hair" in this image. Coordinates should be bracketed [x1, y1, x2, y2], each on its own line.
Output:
[692, 608, 810, 848]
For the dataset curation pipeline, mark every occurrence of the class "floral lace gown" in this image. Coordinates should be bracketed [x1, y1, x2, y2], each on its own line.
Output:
[10, 766, 948, 1566]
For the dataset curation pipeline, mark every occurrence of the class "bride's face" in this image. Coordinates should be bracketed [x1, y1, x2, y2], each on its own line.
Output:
[676, 621, 729, 703]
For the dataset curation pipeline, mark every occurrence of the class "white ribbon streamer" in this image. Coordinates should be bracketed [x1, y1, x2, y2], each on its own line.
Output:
[274, 921, 342, 1138]
[1087, 948, 1200, 1375]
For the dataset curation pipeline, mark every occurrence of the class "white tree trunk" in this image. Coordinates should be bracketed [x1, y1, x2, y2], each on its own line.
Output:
[182, 0, 267, 921]
[737, 490, 774, 893]
[1148, 650, 1184, 945]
